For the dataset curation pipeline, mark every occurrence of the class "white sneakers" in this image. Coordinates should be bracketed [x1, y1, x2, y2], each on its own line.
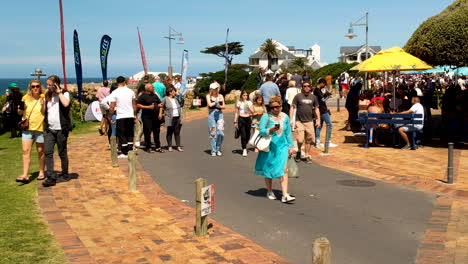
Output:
[211, 151, 222, 157]
[242, 149, 247, 157]
[217, 151, 222, 156]
[135, 142, 140, 147]
[267, 191, 296, 203]
[118, 154, 128, 159]
[281, 194, 296, 203]
[266, 191, 276, 200]
[211, 152, 216, 157]
[315, 140, 338, 148]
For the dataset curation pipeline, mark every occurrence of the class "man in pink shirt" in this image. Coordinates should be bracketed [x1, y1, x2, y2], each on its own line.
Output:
[96, 80, 110, 135]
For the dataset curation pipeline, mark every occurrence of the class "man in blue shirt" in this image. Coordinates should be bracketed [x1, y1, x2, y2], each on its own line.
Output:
[259, 74, 280, 108]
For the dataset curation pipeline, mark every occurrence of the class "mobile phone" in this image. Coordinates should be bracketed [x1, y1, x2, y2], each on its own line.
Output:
[274, 123, 280, 129]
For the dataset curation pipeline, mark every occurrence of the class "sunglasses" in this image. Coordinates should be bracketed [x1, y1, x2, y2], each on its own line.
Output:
[31, 85, 41, 88]
[270, 105, 281, 109]
[303, 85, 310, 87]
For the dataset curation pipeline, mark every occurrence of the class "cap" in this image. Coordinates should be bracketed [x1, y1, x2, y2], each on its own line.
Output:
[8, 83, 18, 88]
[209, 83, 220, 89]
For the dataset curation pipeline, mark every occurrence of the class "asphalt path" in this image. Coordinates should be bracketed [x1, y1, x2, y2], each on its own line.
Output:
[139, 112, 435, 264]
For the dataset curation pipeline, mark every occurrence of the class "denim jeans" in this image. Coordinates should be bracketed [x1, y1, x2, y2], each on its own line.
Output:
[208, 110, 224, 154]
[315, 112, 333, 143]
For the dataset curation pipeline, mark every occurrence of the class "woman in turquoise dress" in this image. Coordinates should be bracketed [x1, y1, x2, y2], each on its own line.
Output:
[254, 96, 296, 203]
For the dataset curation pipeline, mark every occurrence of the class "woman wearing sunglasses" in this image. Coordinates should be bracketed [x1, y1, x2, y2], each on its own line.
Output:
[16, 80, 46, 183]
[254, 96, 296, 203]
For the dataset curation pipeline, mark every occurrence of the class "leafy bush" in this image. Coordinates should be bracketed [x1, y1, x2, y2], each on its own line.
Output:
[240, 68, 260, 92]
[310, 62, 360, 84]
[404, 0, 468, 67]
[194, 69, 249, 99]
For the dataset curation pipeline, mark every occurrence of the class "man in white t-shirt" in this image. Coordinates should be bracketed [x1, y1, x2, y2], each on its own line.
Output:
[108, 76, 136, 158]
[397, 96, 424, 149]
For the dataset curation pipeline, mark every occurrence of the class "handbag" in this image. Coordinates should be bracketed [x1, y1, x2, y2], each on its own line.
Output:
[248, 116, 271, 152]
[287, 157, 299, 178]
[234, 127, 240, 139]
[18, 98, 39, 131]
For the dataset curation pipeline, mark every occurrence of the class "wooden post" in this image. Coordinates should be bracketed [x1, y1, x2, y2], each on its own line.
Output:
[195, 178, 208, 237]
[128, 150, 137, 191]
[312, 237, 331, 264]
[110, 136, 119, 167]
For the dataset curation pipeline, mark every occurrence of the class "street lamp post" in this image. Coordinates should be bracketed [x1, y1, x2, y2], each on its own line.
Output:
[164, 26, 184, 77]
[345, 12, 369, 90]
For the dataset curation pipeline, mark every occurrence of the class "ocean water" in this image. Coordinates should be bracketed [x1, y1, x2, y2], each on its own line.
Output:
[0, 77, 115, 95]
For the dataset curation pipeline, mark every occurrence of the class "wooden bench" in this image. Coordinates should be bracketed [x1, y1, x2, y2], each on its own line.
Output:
[357, 113, 423, 149]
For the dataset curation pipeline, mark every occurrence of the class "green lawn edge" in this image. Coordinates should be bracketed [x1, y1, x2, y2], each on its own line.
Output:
[0, 121, 98, 263]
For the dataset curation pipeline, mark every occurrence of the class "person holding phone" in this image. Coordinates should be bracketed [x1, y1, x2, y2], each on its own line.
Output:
[206, 82, 225, 156]
[234, 90, 254, 157]
[43, 75, 71, 187]
[254, 96, 296, 203]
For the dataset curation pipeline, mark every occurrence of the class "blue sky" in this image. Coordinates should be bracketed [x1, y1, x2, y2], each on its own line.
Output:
[0, 0, 454, 78]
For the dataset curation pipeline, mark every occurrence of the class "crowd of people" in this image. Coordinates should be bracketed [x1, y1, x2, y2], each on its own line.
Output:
[5, 70, 466, 204]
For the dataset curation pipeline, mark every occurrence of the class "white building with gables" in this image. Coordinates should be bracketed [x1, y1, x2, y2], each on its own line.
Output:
[248, 40, 326, 71]
[338, 45, 382, 64]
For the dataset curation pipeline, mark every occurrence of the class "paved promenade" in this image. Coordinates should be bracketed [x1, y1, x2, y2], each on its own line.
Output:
[38, 105, 467, 263]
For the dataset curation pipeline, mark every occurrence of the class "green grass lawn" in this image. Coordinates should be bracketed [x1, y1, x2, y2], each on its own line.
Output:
[0, 121, 97, 263]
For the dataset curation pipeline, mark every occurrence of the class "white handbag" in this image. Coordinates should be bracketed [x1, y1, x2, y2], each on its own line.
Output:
[249, 117, 272, 152]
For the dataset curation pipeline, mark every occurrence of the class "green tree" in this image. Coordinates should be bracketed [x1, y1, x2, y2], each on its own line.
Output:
[200, 42, 244, 65]
[404, 0, 468, 67]
[259, 39, 279, 70]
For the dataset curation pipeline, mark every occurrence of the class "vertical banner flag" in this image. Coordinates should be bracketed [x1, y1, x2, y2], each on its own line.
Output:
[73, 30, 83, 102]
[58, 0, 67, 90]
[180, 50, 188, 95]
[100, 35, 112, 81]
[223, 28, 229, 92]
[137, 27, 148, 75]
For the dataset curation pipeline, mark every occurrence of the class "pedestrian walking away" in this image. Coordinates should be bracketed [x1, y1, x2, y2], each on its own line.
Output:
[206, 82, 225, 156]
[108, 76, 137, 159]
[96, 80, 110, 136]
[289, 82, 321, 163]
[234, 90, 254, 157]
[160, 87, 183, 152]
[314, 78, 338, 148]
[16, 80, 46, 183]
[259, 74, 281, 108]
[254, 96, 296, 203]
[137, 83, 164, 153]
[43, 75, 72, 187]
[100, 83, 118, 149]
[5, 83, 23, 138]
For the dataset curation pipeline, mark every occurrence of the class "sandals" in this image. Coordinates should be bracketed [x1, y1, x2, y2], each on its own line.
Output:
[168, 147, 173, 152]
[16, 176, 30, 183]
[155, 148, 165, 153]
[177, 147, 184, 152]
[37, 175, 46, 180]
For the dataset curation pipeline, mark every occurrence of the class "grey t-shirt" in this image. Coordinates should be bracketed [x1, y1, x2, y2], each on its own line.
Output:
[259, 81, 280, 105]
[290, 75, 303, 88]
[291, 92, 319, 122]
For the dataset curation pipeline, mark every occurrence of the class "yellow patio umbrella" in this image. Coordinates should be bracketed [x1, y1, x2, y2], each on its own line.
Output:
[350, 46, 433, 72]
[350, 46, 433, 109]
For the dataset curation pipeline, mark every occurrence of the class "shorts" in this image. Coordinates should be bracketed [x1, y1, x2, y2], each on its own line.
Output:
[401, 126, 420, 132]
[99, 105, 108, 117]
[22, 130, 44, 143]
[341, 83, 349, 90]
[294, 121, 315, 144]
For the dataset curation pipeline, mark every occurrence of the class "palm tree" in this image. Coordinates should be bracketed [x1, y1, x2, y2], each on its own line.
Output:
[259, 39, 279, 70]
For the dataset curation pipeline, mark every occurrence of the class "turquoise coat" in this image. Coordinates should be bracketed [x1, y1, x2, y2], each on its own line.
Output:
[254, 113, 294, 178]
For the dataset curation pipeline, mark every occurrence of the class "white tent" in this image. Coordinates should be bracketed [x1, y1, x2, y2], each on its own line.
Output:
[84, 101, 103, 121]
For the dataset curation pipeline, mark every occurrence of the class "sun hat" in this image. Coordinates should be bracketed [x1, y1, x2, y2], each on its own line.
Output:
[209, 82, 220, 89]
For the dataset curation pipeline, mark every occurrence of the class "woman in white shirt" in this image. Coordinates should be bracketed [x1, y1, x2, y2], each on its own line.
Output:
[234, 90, 254, 156]
[160, 87, 183, 152]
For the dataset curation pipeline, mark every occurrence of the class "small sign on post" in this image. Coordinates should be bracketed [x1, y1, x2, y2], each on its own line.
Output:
[201, 184, 215, 217]
[195, 178, 215, 237]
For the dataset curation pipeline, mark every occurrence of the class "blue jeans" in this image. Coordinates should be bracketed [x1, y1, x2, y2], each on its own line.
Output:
[208, 110, 224, 154]
[315, 112, 333, 143]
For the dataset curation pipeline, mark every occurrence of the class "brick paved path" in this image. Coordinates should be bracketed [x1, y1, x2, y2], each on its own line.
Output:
[37, 105, 468, 263]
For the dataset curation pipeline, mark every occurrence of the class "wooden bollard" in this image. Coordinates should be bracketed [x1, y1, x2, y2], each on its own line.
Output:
[128, 151, 137, 191]
[110, 136, 119, 167]
[312, 237, 331, 264]
[195, 178, 208, 237]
